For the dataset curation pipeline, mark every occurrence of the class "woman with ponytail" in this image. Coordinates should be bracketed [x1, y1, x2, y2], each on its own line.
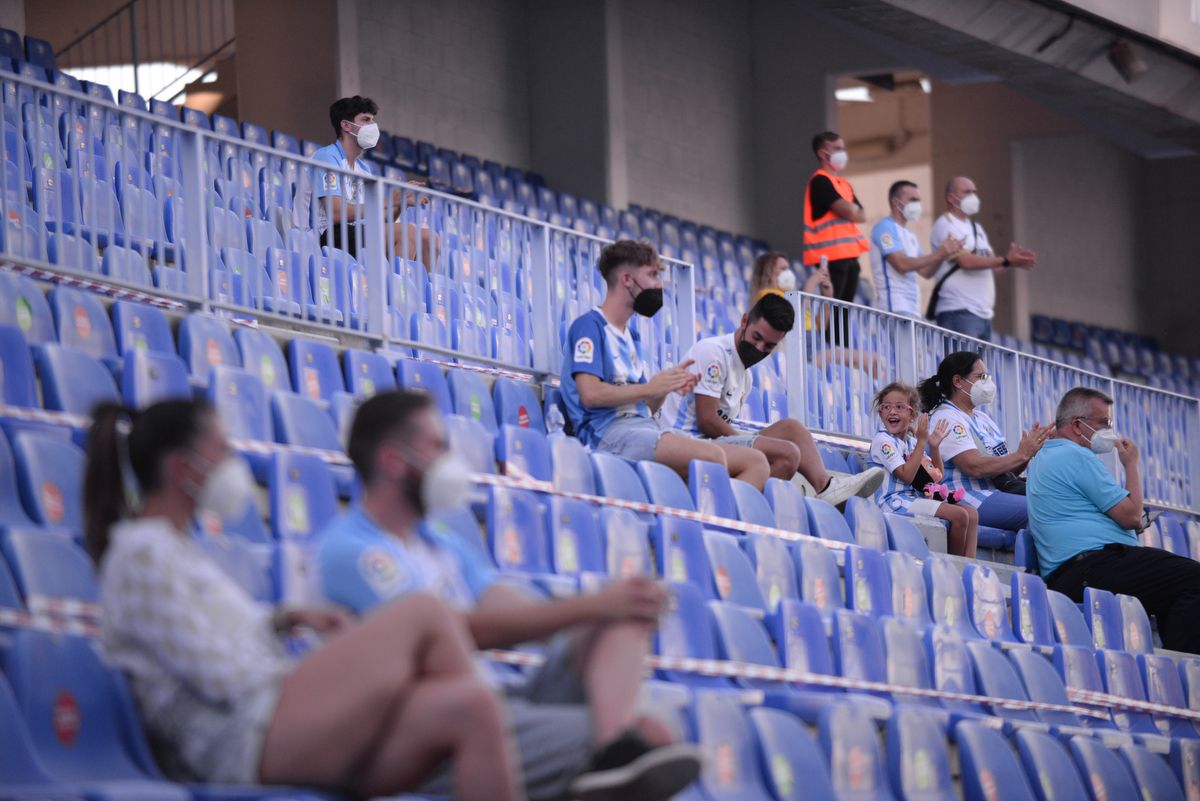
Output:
[918, 351, 1052, 533]
[85, 399, 523, 800]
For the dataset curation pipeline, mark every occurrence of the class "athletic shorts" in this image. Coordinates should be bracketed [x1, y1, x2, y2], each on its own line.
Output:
[596, 416, 670, 463]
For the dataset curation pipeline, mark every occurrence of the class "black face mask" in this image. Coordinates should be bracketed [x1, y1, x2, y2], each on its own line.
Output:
[737, 335, 769, 368]
[628, 280, 664, 318]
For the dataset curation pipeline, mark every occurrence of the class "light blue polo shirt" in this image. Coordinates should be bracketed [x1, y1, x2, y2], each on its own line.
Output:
[317, 505, 497, 614]
[1027, 438, 1138, 578]
[311, 141, 375, 234]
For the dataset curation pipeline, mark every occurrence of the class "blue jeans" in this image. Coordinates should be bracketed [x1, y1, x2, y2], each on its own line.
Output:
[936, 309, 992, 342]
[977, 490, 1028, 531]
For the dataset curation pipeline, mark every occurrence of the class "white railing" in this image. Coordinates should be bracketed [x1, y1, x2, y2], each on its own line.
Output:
[0, 69, 1195, 513]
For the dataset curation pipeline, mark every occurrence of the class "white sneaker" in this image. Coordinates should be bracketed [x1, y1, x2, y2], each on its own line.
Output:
[815, 468, 885, 508]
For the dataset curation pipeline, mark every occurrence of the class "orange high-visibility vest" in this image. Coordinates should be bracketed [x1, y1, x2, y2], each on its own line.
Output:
[802, 168, 869, 265]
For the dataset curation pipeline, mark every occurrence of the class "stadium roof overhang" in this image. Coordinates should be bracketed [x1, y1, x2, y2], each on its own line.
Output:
[810, 0, 1200, 157]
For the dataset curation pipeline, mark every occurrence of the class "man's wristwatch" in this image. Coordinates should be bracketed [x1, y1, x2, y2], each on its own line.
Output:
[1001, 257, 1011, 267]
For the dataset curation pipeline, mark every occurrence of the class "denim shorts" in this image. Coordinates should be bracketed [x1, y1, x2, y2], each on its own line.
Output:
[596, 415, 669, 462]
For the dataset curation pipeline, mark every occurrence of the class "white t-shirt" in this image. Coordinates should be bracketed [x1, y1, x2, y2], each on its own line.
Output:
[929, 213, 995, 319]
[661, 332, 753, 436]
[929, 400, 1009, 507]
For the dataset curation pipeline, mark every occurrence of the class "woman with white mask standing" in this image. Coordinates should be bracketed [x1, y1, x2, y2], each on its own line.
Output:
[919, 351, 1053, 532]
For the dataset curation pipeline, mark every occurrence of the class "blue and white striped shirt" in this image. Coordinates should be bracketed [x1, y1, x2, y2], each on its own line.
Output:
[867, 429, 926, 513]
[929, 401, 1008, 508]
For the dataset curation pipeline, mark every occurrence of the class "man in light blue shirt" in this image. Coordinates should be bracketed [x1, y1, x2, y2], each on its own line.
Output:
[1028, 387, 1200, 653]
[868, 180, 959, 317]
[318, 390, 702, 800]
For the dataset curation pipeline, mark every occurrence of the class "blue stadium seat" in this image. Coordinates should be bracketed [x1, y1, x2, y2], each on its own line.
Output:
[832, 609, 888, 690]
[0, 430, 34, 529]
[110, 299, 172, 357]
[177, 313, 240, 380]
[446, 369, 498, 433]
[549, 433, 595, 494]
[1047, 589, 1094, 646]
[0, 272, 55, 344]
[0, 28, 19, 61]
[233, 327, 291, 395]
[1083, 586, 1123, 651]
[592, 452, 651, 504]
[708, 600, 797, 695]
[48, 287, 117, 364]
[486, 486, 572, 596]
[1014, 530, 1039, 573]
[885, 550, 932, 629]
[1, 529, 96, 603]
[10, 427, 83, 528]
[122, 349, 190, 408]
[0, 671, 87, 798]
[689, 459, 738, 519]
[704, 530, 766, 611]
[270, 390, 342, 452]
[843, 496, 888, 550]
[884, 513, 930, 558]
[747, 707, 837, 801]
[600, 507, 652, 578]
[691, 692, 773, 801]
[492, 377, 543, 432]
[731, 480, 775, 527]
[843, 544, 891, 618]
[24, 37, 54, 71]
[818, 447, 852, 474]
[545, 496, 604, 579]
[741, 533, 798, 617]
[47, 232, 99, 273]
[955, 722, 1038, 801]
[495, 424, 551, 481]
[268, 450, 337, 542]
[1118, 743, 1187, 801]
[818, 703, 895, 801]
[396, 359, 452, 416]
[805, 498, 854, 544]
[962, 563, 1019, 643]
[924, 625, 989, 721]
[1010, 571, 1054, 647]
[964, 640, 1042, 726]
[879, 617, 946, 717]
[656, 582, 730, 688]
[288, 338, 343, 402]
[1095, 648, 1174, 741]
[342, 349, 395, 397]
[923, 555, 977, 641]
[0, 323, 36, 407]
[885, 706, 957, 801]
[208, 365, 270, 441]
[794, 539, 843, 620]
[1117, 593, 1154, 654]
[1068, 736, 1141, 801]
[638, 460, 696, 510]
[194, 494, 272, 546]
[444, 413, 495, 475]
[1159, 517, 1190, 557]
[1171, 739, 1200, 801]
[653, 515, 711, 588]
[1013, 729, 1091, 801]
[764, 477, 810, 535]
[1137, 653, 1200, 739]
[1, 630, 191, 801]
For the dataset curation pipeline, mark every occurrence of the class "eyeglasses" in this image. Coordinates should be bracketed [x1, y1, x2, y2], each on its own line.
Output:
[1076, 416, 1114, 429]
[968, 372, 991, 382]
[879, 403, 911, 413]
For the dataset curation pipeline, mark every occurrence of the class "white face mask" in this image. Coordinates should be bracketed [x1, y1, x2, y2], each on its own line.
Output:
[776, 268, 797, 292]
[349, 121, 380, 150]
[828, 150, 849, 171]
[1080, 420, 1119, 455]
[901, 200, 922, 222]
[958, 192, 981, 216]
[404, 450, 473, 516]
[188, 455, 254, 520]
[964, 375, 996, 406]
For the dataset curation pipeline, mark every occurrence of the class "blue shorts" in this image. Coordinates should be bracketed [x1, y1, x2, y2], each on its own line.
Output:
[597, 415, 669, 462]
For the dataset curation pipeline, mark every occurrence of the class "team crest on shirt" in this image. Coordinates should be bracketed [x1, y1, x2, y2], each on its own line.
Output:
[880, 233, 895, 249]
[881, 443, 895, 457]
[574, 337, 595, 364]
[705, 362, 722, 382]
[359, 547, 405, 596]
[951, 423, 967, 438]
[322, 170, 337, 191]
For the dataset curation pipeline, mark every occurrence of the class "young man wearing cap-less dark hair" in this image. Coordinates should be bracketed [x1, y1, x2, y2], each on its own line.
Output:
[559, 240, 771, 489]
[660, 291, 884, 505]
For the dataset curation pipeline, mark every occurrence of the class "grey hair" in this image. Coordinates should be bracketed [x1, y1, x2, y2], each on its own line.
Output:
[1055, 387, 1113, 429]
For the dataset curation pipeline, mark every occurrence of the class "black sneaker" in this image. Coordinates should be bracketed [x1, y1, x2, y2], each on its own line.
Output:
[568, 731, 703, 801]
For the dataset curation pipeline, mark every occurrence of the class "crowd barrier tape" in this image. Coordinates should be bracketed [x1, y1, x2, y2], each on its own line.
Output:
[2, 263, 187, 312]
[0, 604, 100, 637]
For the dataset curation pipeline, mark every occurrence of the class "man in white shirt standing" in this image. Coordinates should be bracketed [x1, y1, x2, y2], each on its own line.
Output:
[870, 180, 961, 317]
[661, 292, 884, 506]
[927, 176, 1037, 341]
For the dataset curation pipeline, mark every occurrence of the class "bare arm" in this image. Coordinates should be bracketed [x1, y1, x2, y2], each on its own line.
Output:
[323, 195, 362, 225]
[695, 394, 740, 439]
[886, 237, 958, 275]
[831, 197, 866, 223]
[576, 362, 697, 415]
[949, 425, 1049, 478]
[1106, 439, 1144, 531]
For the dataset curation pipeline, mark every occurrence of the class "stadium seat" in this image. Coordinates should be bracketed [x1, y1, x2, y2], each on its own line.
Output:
[843, 544, 891, 618]
[446, 369, 498, 433]
[689, 459, 737, 519]
[48, 287, 117, 364]
[704, 530, 766, 612]
[1083, 586, 1123, 651]
[122, 349, 190, 408]
[924, 625, 990, 721]
[963, 640, 1043, 726]
[1118, 743, 1188, 801]
[34, 344, 119, 415]
[730, 480, 776, 527]
[1117, 593, 1154, 654]
[1010, 571, 1055, 647]
[1047, 589, 1095, 646]
[885, 706, 957, 801]
[110, 299, 172, 357]
[0, 323, 36, 407]
[1171, 739, 1200, 801]
[638, 460, 696, 510]
[656, 582, 730, 688]
[544, 496, 604, 579]
[600, 506, 652, 578]
[794, 539, 844, 620]
[954, 721, 1038, 801]
[885, 550, 932, 629]
[1068, 736, 1142, 801]
[268, 450, 337, 542]
[208, 365, 271, 447]
[486, 485, 572, 596]
[177, 313, 240, 380]
[444, 414, 495, 475]
[961, 563, 1020, 643]
[549, 433, 596, 494]
[1095, 648, 1177, 741]
[492, 377, 543, 431]
[843, 496, 888, 551]
[234, 327, 291, 395]
[396, 359, 452, 416]
[288, 338, 343, 402]
[1, 529, 96, 603]
[0, 670, 87, 796]
[1159, 517, 1190, 557]
[877, 616, 946, 717]
[495, 424, 551, 481]
[805, 497, 854, 544]
[691, 691, 774, 801]
[10, 428, 83, 528]
[884, 513, 930, 558]
[592, 452, 651, 504]
[763, 477, 810, 535]
[342, 349, 394, 397]
[817, 703, 895, 801]
[1137, 653, 1200, 739]
[922, 555, 977, 641]
[0, 272, 55, 344]
[741, 533, 799, 617]
[746, 707, 837, 801]
[1013, 729, 1091, 801]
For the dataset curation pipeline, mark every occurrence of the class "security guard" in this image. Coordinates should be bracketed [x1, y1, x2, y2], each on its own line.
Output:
[803, 131, 869, 303]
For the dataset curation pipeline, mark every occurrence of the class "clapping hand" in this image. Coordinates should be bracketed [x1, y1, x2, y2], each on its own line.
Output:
[1007, 242, 1037, 269]
[927, 419, 950, 449]
[1017, 423, 1052, 460]
[648, 359, 699, 399]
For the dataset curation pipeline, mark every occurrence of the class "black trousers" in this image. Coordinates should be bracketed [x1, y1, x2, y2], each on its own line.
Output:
[1046, 543, 1200, 654]
[822, 258, 859, 347]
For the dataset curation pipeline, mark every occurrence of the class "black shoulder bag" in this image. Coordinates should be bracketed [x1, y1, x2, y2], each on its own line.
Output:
[925, 221, 978, 321]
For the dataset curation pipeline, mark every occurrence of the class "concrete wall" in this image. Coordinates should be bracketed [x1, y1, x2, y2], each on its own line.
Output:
[1143, 155, 1200, 357]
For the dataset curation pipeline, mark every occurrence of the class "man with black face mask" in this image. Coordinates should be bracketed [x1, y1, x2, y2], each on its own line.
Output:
[661, 291, 884, 507]
[561, 240, 771, 489]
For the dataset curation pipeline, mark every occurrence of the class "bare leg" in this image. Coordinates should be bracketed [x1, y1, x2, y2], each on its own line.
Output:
[715, 443, 770, 491]
[653, 432, 726, 480]
[757, 418, 830, 490]
[937, 503, 978, 558]
[571, 621, 661, 746]
[259, 594, 522, 801]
